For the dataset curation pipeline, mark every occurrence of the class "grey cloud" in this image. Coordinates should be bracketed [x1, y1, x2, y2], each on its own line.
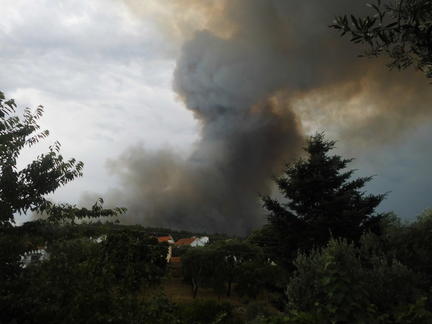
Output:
[1, 0, 196, 223]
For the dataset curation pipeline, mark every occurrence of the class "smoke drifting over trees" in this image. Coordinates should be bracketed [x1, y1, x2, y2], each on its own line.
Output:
[101, 0, 432, 234]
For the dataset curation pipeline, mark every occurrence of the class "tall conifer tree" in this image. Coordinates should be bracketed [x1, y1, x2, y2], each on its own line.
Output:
[262, 133, 385, 266]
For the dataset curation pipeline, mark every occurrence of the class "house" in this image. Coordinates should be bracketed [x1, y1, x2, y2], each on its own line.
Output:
[175, 236, 209, 247]
[157, 235, 175, 262]
[157, 235, 175, 244]
[191, 236, 209, 247]
[168, 237, 210, 264]
[20, 246, 49, 268]
[90, 234, 107, 243]
[175, 237, 196, 246]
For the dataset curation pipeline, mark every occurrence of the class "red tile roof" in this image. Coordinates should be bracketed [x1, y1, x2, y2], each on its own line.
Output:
[157, 235, 173, 243]
[175, 237, 197, 246]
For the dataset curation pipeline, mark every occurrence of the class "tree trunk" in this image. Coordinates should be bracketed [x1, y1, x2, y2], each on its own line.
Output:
[192, 278, 199, 298]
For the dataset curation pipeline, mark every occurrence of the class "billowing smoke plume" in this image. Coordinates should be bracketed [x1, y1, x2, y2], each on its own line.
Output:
[101, 0, 432, 234]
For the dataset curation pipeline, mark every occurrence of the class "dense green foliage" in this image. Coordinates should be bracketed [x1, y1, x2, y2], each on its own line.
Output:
[1, 232, 168, 324]
[287, 238, 429, 323]
[1, 89, 432, 323]
[260, 134, 384, 267]
[177, 209, 432, 322]
[0, 92, 83, 226]
[176, 300, 237, 324]
[332, 0, 432, 78]
[182, 240, 284, 299]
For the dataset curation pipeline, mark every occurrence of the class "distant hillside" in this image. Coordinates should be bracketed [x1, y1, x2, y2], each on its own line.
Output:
[17, 220, 234, 245]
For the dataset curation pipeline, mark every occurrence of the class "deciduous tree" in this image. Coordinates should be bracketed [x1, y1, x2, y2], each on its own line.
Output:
[331, 0, 432, 79]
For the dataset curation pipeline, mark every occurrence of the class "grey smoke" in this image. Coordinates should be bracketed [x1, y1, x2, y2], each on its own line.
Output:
[105, 104, 302, 234]
[101, 0, 432, 234]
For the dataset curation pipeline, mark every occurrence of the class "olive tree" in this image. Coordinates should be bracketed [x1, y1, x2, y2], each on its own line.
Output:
[332, 0, 432, 79]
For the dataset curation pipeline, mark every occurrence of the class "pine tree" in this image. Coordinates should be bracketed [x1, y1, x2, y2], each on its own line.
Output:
[262, 133, 385, 266]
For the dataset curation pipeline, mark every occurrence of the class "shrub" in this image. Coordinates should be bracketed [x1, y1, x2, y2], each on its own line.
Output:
[286, 239, 431, 323]
[177, 299, 237, 324]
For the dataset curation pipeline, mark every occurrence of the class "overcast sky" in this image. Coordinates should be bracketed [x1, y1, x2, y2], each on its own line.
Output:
[1, 0, 197, 222]
[2, 0, 431, 227]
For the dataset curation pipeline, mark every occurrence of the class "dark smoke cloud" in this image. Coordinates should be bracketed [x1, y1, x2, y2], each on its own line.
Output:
[104, 102, 302, 234]
[103, 0, 432, 234]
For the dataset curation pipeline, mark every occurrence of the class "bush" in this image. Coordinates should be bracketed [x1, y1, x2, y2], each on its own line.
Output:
[286, 239, 431, 323]
[102, 231, 168, 290]
[236, 262, 286, 299]
[177, 299, 237, 324]
[1, 233, 169, 324]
